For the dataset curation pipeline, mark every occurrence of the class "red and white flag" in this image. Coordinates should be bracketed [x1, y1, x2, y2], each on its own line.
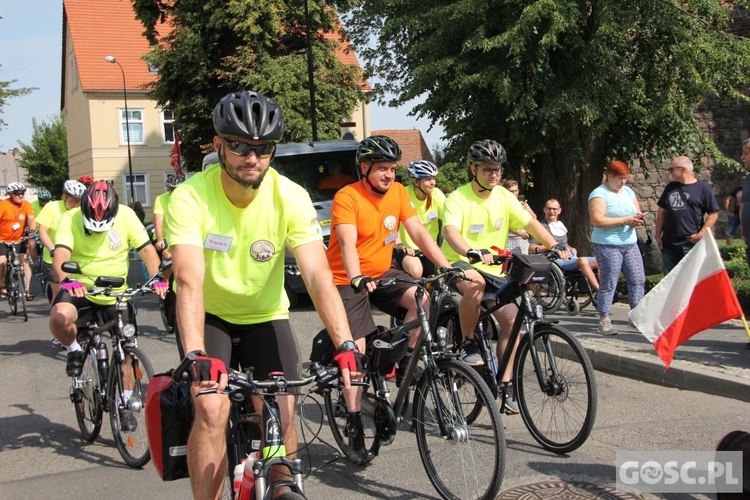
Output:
[629, 231, 742, 369]
[170, 130, 185, 176]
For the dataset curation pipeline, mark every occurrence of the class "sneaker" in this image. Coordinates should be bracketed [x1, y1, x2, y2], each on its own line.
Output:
[501, 383, 519, 415]
[344, 412, 372, 465]
[119, 408, 138, 432]
[66, 350, 85, 377]
[597, 320, 618, 336]
[460, 339, 484, 366]
[51, 338, 65, 351]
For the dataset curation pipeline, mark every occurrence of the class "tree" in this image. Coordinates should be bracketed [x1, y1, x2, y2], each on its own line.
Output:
[0, 76, 34, 132]
[345, 0, 750, 248]
[18, 114, 69, 197]
[132, 0, 364, 170]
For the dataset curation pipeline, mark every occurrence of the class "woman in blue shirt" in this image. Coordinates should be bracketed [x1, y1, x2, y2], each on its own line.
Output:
[588, 160, 646, 335]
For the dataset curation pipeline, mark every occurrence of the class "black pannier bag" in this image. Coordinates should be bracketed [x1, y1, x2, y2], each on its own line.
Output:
[509, 253, 552, 285]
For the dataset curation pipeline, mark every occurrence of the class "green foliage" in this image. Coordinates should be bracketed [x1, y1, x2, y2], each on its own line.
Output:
[717, 240, 747, 262]
[726, 261, 750, 280]
[345, 0, 750, 246]
[132, 0, 364, 170]
[17, 115, 68, 197]
[432, 145, 470, 192]
[0, 75, 34, 131]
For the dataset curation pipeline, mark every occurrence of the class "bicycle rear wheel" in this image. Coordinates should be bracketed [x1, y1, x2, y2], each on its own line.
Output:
[413, 359, 505, 500]
[530, 263, 565, 313]
[514, 325, 597, 454]
[107, 345, 154, 467]
[7, 272, 17, 316]
[72, 347, 103, 441]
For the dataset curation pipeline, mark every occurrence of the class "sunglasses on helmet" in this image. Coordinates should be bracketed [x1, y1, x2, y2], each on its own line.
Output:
[224, 140, 276, 158]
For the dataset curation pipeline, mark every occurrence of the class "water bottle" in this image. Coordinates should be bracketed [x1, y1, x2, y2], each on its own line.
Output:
[239, 451, 260, 500]
[97, 342, 109, 372]
[232, 459, 245, 500]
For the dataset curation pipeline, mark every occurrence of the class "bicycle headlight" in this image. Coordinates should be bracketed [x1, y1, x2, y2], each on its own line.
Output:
[122, 323, 137, 339]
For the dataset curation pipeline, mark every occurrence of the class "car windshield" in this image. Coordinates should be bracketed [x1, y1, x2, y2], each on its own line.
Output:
[272, 150, 359, 202]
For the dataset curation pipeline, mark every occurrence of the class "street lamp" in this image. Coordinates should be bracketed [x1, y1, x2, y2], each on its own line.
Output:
[104, 55, 136, 203]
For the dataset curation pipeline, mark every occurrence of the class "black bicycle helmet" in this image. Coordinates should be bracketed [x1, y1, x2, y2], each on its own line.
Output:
[81, 180, 119, 233]
[356, 135, 402, 164]
[213, 90, 285, 142]
[468, 139, 507, 165]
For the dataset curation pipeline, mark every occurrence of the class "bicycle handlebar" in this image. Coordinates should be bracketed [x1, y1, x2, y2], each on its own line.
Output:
[375, 267, 468, 290]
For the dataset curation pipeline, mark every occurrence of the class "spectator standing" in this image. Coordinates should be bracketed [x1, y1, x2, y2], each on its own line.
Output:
[724, 177, 743, 246]
[588, 160, 646, 335]
[655, 156, 719, 274]
[739, 139, 750, 269]
[503, 179, 536, 255]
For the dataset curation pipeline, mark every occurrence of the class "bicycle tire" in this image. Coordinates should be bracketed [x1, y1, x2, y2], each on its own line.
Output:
[276, 492, 307, 500]
[107, 345, 154, 467]
[413, 359, 505, 500]
[514, 324, 597, 454]
[7, 271, 17, 315]
[16, 269, 27, 321]
[72, 347, 103, 441]
[323, 382, 382, 462]
[531, 263, 565, 313]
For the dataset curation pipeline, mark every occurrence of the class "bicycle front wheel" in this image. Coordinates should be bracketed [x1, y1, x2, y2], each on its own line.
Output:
[72, 347, 103, 441]
[515, 325, 597, 454]
[323, 381, 384, 462]
[15, 269, 27, 321]
[107, 345, 154, 467]
[7, 273, 17, 315]
[414, 359, 505, 500]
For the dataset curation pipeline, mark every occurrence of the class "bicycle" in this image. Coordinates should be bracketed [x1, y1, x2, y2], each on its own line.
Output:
[319, 268, 506, 500]
[172, 352, 341, 500]
[440, 251, 598, 454]
[63, 260, 162, 467]
[2, 235, 32, 321]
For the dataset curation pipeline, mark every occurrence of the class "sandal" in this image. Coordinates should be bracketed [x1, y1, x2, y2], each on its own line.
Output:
[25, 292, 35, 301]
[0, 289, 7, 300]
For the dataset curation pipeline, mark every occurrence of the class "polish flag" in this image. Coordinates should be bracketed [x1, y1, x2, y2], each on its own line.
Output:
[170, 130, 185, 176]
[629, 231, 742, 369]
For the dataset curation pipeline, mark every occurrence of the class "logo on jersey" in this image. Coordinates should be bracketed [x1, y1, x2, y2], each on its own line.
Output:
[384, 215, 397, 231]
[494, 218, 504, 231]
[250, 240, 275, 262]
[107, 229, 122, 251]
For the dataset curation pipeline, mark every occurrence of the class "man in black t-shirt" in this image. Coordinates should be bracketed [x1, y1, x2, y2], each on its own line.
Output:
[655, 156, 719, 274]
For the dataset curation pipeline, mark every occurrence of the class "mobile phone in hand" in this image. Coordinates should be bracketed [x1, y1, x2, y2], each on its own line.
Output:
[518, 195, 526, 202]
[637, 211, 649, 219]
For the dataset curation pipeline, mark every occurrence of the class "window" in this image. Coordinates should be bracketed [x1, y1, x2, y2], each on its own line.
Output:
[119, 109, 145, 145]
[122, 173, 150, 206]
[162, 110, 176, 143]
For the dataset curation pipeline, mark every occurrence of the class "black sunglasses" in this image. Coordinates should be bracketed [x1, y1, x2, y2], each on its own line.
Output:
[9, 191, 26, 195]
[224, 140, 275, 158]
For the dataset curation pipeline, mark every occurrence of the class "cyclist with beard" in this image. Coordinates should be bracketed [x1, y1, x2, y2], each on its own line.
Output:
[167, 90, 362, 498]
[326, 135, 451, 464]
[0, 182, 36, 301]
[442, 139, 569, 414]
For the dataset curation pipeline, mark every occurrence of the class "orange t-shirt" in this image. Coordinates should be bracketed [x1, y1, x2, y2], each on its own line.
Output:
[0, 199, 34, 242]
[327, 181, 417, 285]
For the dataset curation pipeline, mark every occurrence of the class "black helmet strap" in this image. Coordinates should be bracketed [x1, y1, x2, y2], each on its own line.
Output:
[363, 161, 388, 195]
[471, 165, 493, 193]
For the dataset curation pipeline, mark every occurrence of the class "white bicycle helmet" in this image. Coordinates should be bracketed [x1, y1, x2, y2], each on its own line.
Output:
[63, 180, 86, 198]
[6, 182, 26, 194]
[407, 160, 439, 179]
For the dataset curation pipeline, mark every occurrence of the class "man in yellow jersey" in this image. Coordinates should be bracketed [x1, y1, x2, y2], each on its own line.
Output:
[30, 189, 52, 217]
[37, 180, 86, 300]
[168, 90, 363, 498]
[442, 139, 569, 415]
[326, 136, 451, 464]
[395, 160, 447, 278]
[153, 174, 184, 259]
[50, 181, 165, 380]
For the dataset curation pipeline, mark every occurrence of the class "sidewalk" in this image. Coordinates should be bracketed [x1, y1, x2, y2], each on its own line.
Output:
[550, 302, 750, 402]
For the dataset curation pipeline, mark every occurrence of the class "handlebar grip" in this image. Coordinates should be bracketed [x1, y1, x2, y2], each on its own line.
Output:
[172, 352, 197, 382]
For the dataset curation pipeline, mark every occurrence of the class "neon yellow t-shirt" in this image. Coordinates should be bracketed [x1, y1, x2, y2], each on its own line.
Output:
[398, 185, 446, 249]
[153, 191, 171, 241]
[31, 200, 45, 217]
[55, 205, 151, 305]
[36, 200, 69, 264]
[167, 166, 322, 324]
[442, 183, 532, 277]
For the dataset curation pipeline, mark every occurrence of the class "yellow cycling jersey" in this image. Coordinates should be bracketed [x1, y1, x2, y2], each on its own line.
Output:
[442, 183, 531, 277]
[55, 205, 151, 305]
[30, 200, 44, 218]
[167, 165, 322, 324]
[398, 185, 446, 249]
[153, 191, 171, 241]
[36, 200, 70, 264]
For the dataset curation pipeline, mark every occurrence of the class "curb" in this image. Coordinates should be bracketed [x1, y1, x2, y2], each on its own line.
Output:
[581, 343, 750, 403]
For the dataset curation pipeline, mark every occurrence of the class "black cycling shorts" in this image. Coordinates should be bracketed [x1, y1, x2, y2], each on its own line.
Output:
[175, 315, 299, 381]
[51, 289, 135, 328]
[451, 261, 509, 301]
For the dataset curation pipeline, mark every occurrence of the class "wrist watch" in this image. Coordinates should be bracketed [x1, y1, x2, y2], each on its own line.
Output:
[337, 340, 359, 353]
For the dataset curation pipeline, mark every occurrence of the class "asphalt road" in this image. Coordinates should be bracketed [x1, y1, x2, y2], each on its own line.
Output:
[0, 278, 747, 499]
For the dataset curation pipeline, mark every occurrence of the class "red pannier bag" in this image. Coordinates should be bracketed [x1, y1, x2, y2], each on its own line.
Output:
[145, 371, 193, 480]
